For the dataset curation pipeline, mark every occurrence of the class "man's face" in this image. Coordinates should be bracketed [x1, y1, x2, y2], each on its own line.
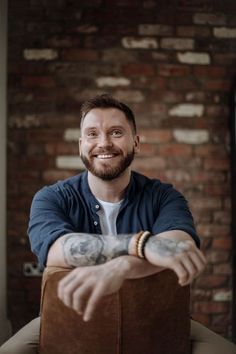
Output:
[79, 108, 140, 181]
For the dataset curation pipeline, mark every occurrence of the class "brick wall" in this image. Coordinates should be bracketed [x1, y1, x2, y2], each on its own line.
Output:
[7, 0, 236, 337]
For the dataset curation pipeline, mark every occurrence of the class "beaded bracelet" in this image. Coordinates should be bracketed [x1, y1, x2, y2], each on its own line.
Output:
[137, 231, 151, 259]
[134, 231, 144, 257]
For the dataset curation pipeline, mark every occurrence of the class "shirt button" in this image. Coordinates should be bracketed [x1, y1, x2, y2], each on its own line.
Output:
[95, 204, 100, 209]
[94, 221, 98, 226]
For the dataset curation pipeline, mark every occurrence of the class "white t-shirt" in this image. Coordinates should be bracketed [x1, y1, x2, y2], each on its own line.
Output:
[96, 198, 123, 235]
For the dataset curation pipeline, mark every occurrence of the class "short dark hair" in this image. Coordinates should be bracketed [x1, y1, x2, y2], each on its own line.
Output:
[80, 93, 137, 134]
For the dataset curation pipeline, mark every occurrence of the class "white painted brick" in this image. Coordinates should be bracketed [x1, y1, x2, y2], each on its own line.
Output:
[121, 37, 158, 49]
[177, 52, 210, 65]
[214, 27, 236, 38]
[173, 129, 209, 144]
[138, 24, 173, 36]
[96, 77, 130, 87]
[193, 13, 226, 25]
[9, 114, 40, 128]
[161, 38, 194, 50]
[213, 290, 232, 302]
[56, 156, 84, 170]
[114, 90, 144, 103]
[64, 129, 80, 141]
[169, 104, 204, 117]
[24, 49, 58, 60]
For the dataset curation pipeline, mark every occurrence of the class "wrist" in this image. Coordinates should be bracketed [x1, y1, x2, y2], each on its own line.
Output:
[128, 231, 143, 256]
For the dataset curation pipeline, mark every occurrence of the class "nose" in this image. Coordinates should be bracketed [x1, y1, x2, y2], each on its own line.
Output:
[97, 133, 113, 148]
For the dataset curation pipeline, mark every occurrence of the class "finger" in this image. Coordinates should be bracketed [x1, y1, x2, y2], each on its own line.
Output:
[196, 248, 207, 265]
[188, 251, 206, 275]
[59, 278, 85, 308]
[72, 283, 93, 314]
[179, 254, 198, 285]
[58, 272, 77, 298]
[83, 285, 104, 322]
[58, 269, 86, 305]
[170, 260, 189, 287]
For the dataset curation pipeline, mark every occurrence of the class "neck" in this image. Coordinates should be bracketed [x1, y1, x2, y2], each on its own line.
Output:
[87, 169, 131, 202]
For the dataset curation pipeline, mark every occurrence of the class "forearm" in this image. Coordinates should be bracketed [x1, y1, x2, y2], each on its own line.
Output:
[46, 232, 134, 268]
[46, 229, 195, 268]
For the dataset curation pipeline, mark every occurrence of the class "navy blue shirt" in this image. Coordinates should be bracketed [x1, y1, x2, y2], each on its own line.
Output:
[28, 171, 200, 268]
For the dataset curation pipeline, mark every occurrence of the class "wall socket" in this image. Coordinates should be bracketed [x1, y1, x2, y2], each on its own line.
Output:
[23, 262, 43, 277]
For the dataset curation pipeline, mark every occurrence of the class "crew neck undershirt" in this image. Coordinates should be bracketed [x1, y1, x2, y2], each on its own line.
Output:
[96, 198, 123, 235]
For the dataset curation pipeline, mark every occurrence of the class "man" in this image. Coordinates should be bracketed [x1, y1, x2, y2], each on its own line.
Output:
[1, 94, 236, 353]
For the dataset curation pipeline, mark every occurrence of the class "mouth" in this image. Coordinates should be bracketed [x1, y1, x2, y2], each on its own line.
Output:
[95, 153, 117, 159]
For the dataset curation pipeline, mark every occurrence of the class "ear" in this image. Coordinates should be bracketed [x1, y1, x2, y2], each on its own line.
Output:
[134, 135, 140, 154]
[78, 137, 82, 156]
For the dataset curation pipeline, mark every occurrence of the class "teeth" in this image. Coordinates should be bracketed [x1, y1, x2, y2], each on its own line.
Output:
[97, 154, 114, 159]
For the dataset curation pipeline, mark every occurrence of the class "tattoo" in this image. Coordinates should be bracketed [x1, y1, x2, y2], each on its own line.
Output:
[61, 233, 133, 267]
[146, 237, 188, 257]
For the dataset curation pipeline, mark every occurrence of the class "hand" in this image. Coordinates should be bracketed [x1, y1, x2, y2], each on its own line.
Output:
[145, 236, 206, 286]
[57, 258, 127, 321]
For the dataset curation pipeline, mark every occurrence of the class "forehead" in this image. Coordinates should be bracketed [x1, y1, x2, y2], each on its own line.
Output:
[81, 108, 131, 131]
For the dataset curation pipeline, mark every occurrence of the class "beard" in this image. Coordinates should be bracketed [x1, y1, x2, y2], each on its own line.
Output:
[81, 149, 135, 181]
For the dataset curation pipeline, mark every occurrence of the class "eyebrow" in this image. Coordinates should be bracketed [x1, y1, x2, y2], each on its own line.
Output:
[83, 125, 125, 131]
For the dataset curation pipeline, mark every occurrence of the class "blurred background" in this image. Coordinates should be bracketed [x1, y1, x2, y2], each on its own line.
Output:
[1, 0, 236, 344]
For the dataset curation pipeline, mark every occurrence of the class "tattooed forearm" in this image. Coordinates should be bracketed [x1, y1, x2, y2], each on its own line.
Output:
[146, 236, 190, 257]
[61, 233, 133, 267]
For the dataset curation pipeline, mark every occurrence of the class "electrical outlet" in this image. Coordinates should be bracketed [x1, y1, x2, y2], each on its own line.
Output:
[23, 262, 43, 277]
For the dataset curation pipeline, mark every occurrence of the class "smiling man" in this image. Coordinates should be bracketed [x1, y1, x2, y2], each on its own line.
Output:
[1, 94, 236, 354]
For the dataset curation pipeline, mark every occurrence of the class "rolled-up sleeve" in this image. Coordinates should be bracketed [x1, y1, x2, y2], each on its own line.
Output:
[28, 186, 76, 268]
[151, 183, 200, 247]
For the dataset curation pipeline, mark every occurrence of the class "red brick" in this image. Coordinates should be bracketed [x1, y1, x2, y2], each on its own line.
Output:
[194, 301, 229, 314]
[158, 64, 190, 76]
[213, 211, 231, 224]
[62, 49, 99, 61]
[191, 171, 225, 184]
[205, 80, 231, 91]
[212, 238, 232, 250]
[132, 156, 166, 171]
[138, 143, 157, 156]
[22, 76, 56, 88]
[206, 105, 229, 116]
[158, 144, 192, 157]
[122, 63, 155, 76]
[213, 53, 236, 65]
[214, 264, 232, 275]
[203, 184, 230, 197]
[190, 198, 222, 211]
[195, 145, 227, 158]
[42, 170, 75, 183]
[45, 142, 79, 155]
[196, 275, 228, 289]
[207, 251, 230, 263]
[149, 77, 167, 90]
[204, 158, 230, 171]
[197, 224, 230, 238]
[193, 66, 226, 78]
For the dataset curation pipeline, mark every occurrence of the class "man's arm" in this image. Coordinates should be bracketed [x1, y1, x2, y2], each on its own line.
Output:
[49, 230, 206, 321]
[47, 230, 205, 285]
[47, 232, 133, 268]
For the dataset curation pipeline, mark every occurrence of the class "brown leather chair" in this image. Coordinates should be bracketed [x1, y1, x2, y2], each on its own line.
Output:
[40, 267, 190, 354]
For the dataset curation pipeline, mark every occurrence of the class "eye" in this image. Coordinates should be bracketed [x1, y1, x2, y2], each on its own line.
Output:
[111, 129, 123, 137]
[87, 131, 97, 138]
